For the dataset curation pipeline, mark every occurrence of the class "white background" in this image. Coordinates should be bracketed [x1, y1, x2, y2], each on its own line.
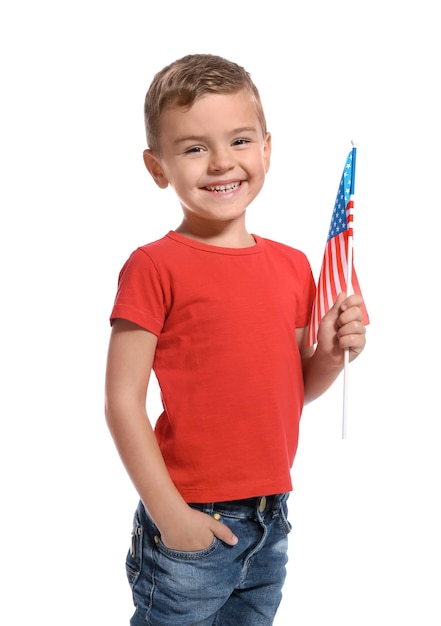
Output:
[1, 1, 440, 624]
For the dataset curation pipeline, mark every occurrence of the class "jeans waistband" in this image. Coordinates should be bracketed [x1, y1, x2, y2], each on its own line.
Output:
[188, 493, 287, 519]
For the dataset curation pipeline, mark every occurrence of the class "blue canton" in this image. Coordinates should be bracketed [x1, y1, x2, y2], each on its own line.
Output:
[327, 151, 353, 241]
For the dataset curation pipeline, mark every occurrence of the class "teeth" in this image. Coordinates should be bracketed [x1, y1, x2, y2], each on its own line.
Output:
[207, 182, 240, 192]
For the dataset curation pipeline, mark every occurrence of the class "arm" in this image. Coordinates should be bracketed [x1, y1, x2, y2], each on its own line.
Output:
[296, 292, 366, 404]
[104, 319, 237, 549]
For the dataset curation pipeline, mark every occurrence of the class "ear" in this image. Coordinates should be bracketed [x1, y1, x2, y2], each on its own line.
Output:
[263, 132, 272, 173]
[143, 150, 169, 189]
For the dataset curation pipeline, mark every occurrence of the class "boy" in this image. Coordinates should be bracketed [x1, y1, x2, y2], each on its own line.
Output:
[105, 54, 366, 626]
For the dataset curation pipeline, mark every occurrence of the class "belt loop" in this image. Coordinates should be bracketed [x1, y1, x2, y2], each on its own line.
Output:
[206, 502, 214, 516]
[258, 496, 267, 513]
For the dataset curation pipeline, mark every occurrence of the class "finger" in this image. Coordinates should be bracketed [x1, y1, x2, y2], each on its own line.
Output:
[338, 322, 366, 350]
[210, 518, 238, 546]
[341, 293, 363, 311]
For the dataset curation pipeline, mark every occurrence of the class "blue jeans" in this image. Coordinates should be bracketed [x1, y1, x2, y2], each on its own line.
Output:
[126, 493, 291, 625]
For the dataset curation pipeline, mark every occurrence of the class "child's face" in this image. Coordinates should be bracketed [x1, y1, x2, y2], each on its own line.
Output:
[144, 90, 271, 230]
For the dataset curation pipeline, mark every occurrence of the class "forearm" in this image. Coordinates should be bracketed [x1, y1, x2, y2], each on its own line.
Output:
[105, 404, 188, 533]
[302, 347, 344, 404]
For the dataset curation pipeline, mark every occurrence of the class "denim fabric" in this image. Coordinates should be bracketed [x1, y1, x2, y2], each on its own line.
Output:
[126, 494, 291, 626]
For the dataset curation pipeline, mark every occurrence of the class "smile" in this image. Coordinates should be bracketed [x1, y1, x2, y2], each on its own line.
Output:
[205, 182, 241, 193]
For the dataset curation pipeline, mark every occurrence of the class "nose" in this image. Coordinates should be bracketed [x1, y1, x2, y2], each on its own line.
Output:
[208, 147, 234, 173]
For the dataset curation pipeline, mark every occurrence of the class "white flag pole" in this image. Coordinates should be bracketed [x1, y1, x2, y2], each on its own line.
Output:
[342, 141, 357, 439]
[342, 231, 353, 439]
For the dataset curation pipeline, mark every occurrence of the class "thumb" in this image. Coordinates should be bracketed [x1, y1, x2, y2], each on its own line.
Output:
[324, 292, 346, 322]
[317, 292, 346, 344]
[210, 516, 238, 546]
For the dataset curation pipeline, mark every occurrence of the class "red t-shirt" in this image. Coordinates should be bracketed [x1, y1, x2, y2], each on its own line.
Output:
[110, 231, 316, 502]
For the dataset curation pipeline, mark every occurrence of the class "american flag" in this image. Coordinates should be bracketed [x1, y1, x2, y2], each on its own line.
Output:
[307, 148, 369, 347]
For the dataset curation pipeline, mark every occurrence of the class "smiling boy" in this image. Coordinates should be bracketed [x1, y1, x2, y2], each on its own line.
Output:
[105, 54, 366, 626]
[144, 89, 269, 247]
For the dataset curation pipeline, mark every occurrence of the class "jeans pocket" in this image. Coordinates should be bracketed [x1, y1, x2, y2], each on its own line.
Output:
[125, 518, 143, 587]
[154, 535, 219, 561]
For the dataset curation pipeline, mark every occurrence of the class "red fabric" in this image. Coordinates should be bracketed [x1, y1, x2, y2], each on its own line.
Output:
[110, 231, 316, 502]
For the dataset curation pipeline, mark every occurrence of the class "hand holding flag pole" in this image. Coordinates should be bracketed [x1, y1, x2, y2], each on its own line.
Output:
[307, 141, 369, 438]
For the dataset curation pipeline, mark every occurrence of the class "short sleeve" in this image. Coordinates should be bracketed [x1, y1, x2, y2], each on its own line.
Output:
[110, 248, 165, 335]
[295, 253, 316, 328]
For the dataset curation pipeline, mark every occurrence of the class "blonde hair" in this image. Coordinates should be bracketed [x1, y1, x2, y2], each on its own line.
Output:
[144, 54, 267, 154]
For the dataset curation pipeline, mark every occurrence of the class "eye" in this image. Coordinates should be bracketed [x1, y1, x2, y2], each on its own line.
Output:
[232, 138, 251, 146]
[184, 145, 204, 154]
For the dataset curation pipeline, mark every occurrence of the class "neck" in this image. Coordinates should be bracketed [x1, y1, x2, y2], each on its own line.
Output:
[175, 220, 255, 248]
